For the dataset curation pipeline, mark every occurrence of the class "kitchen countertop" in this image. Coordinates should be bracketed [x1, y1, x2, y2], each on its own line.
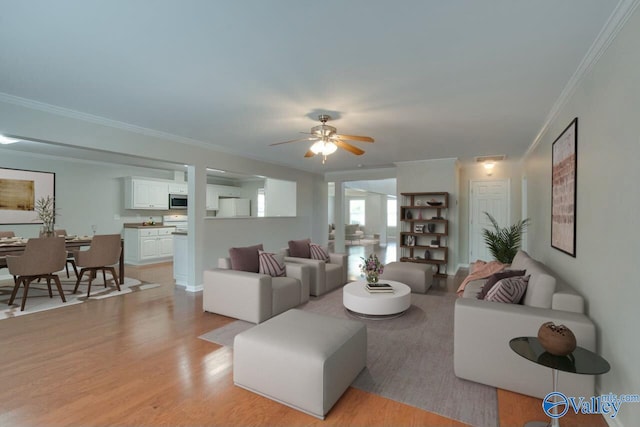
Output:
[123, 223, 175, 229]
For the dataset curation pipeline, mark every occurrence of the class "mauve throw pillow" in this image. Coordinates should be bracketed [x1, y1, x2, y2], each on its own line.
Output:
[477, 269, 527, 300]
[288, 238, 311, 258]
[485, 275, 530, 304]
[229, 244, 264, 273]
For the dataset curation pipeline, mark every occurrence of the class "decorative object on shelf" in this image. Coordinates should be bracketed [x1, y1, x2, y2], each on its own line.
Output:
[405, 210, 412, 220]
[415, 200, 422, 206]
[406, 235, 415, 246]
[417, 209, 423, 220]
[427, 223, 436, 233]
[537, 321, 577, 356]
[430, 239, 439, 245]
[424, 250, 431, 260]
[34, 196, 57, 237]
[414, 224, 424, 233]
[481, 212, 530, 264]
[427, 199, 443, 206]
[359, 253, 384, 284]
[432, 216, 444, 220]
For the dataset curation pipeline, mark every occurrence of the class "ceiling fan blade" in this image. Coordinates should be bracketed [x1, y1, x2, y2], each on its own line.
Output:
[334, 134, 374, 143]
[334, 139, 365, 156]
[304, 150, 316, 158]
[269, 137, 318, 146]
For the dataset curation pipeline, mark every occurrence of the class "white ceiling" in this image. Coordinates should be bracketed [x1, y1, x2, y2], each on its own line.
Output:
[0, 0, 620, 173]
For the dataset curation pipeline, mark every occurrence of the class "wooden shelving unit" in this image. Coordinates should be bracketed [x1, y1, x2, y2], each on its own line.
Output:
[399, 192, 449, 278]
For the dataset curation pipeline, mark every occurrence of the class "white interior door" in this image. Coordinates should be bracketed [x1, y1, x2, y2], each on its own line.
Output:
[469, 179, 510, 263]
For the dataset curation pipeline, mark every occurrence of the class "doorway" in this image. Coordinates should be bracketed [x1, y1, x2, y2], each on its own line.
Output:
[469, 179, 510, 263]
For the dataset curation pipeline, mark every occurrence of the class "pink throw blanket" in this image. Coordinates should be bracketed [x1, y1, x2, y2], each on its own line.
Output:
[456, 260, 505, 296]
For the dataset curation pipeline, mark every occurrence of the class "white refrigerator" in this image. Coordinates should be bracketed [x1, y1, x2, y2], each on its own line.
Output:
[217, 198, 250, 217]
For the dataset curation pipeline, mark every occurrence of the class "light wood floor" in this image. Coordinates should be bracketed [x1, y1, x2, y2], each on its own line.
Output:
[0, 260, 607, 427]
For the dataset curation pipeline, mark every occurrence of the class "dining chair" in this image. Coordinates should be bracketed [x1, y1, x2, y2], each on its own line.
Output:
[0, 231, 18, 281]
[51, 229, 78, 278]
[6, 237, 67, 311]
[72, 234, 122, 298]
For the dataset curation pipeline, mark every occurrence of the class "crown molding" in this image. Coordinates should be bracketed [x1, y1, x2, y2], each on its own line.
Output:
[0, 92, 229, 152]
[0, 91, 322, 176]
[524, 0, 640, 160]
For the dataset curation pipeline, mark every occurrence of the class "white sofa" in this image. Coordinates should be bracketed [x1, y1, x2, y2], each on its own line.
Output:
[203, 258, 310, 324]
[454, 250, 597, 399]
[282, 247, 348, 296]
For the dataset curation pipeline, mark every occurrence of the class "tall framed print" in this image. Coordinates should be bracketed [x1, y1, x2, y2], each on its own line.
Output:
[0, 167, 55, 225]
[551, 118, 577, 257]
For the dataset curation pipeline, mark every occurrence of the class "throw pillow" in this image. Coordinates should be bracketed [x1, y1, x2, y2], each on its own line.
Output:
[310, 243, 329, 262]
[485, 275, 530, 304]
[477, 269, 527, 300]
[288, 238, 311, 258]
[228, 244, 264, 273]
[258, 251, 286, 277]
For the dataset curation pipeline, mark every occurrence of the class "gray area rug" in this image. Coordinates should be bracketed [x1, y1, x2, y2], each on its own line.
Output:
[199, 288, 498, 426]
[0, 275, 160, 319]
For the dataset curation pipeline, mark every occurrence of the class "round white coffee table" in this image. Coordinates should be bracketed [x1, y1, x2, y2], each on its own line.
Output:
[343, 280, 411, 319]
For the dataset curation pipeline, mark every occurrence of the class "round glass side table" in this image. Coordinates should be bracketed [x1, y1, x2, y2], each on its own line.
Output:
[509, 337, 610, 427]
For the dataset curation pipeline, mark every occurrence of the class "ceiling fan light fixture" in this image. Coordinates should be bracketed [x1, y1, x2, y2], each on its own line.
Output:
[310, 139, 338, 156]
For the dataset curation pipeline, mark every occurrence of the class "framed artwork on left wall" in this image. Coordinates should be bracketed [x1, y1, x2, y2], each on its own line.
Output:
[551, 118, 577, 257]
[0, 167, 55, 225]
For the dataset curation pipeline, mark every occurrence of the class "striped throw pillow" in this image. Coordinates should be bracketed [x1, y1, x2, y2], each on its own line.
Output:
[258, 251, 286, 277]
[309, 243, 329, 262]
[485, 275, 530, 304]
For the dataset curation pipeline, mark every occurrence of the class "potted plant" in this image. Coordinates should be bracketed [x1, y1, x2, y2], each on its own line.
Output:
[34, 196, 57, 237]
[481, 212, 530, 264]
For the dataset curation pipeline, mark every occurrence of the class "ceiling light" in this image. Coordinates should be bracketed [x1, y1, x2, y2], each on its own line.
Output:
[484, 161, 495, 175]
[0, 135, 20, 145]
[310, 140, 337, 156]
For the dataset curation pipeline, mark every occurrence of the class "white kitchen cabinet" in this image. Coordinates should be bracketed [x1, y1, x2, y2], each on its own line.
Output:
[124, 227, 176, 264]
[205, 184, 219, 210]
[206, 184, 242, 210]
[217, 198, 250, 217]
[168, 183, 188, 194]
[216, 185, 241, 197]
[124, 177, 169, 210]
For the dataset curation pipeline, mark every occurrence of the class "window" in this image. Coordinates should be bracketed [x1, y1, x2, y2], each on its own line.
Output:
[349, 199, 365, 225]
[387, 197, 397, 227]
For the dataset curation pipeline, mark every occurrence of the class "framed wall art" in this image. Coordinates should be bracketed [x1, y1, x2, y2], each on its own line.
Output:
[0, 167, 55, 225]
[551, 118, 577, 257]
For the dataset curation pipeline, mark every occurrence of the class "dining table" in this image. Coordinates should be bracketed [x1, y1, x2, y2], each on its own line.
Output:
[0, 235, 125, 282]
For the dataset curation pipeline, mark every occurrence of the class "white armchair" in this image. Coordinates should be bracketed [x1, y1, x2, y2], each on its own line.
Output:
[203, 258, 311, 324]
[282, 246, 347, 296]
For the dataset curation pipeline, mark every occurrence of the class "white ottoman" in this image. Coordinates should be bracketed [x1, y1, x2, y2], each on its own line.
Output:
[233, 309, 367, 419]
[380, 261, 434, 293]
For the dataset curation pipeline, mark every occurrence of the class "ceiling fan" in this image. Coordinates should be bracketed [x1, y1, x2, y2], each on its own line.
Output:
[269, 114, 374, 163]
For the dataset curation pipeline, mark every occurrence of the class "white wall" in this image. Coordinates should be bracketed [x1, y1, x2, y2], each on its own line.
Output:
[523, 7, 640, 425]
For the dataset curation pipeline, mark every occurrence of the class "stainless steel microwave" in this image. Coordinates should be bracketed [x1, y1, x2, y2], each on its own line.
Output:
[168, 194, 187, 209]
